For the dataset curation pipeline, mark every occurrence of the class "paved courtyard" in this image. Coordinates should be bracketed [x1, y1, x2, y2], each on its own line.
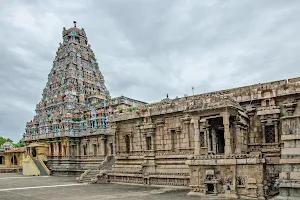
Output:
[0, 173, 200, 200]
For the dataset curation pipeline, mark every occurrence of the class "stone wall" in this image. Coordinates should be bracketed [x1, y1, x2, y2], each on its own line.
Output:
[107, 77, 300, 199]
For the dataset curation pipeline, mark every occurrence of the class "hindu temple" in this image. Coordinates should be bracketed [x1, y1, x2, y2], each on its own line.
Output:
[23, 22, 146, 175]
[22, 23, 300, 200]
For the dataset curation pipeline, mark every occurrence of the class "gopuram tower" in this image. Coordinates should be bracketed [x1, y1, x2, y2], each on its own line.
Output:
[23, 22, 123, 175]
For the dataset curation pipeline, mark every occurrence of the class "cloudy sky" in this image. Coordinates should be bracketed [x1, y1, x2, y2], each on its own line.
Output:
[1, 0, 300, 142]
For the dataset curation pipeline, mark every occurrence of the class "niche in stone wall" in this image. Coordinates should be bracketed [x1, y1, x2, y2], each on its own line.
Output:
[170, 130, 176, 151]
[265, 125, 275, 143]
[146, 136, 152, 150]
[125, 135, 130, 153]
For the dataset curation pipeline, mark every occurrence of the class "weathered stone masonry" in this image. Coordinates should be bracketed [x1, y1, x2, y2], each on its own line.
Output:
[108, 78, 300, 199]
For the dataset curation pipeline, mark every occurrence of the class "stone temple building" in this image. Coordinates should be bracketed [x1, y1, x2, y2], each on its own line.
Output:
[23, 23, 300, 200]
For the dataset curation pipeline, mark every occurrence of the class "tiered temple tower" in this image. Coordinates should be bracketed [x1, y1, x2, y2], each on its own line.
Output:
[23, 22, 147, 175]
[25, 22, 111, 140]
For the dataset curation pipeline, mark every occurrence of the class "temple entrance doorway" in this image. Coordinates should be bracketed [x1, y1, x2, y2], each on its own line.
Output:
[209, 117, 225, 155]
[11, 155, 17, 165]
[109, 143, 113, 155]
[216, 129, 225, 154]
[0, 156, 4, 164]
[207, 183, 214, 194]
[32, 147, 37, 157]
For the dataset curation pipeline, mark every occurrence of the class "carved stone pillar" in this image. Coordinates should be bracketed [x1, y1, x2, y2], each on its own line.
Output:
[248, 112, 255, 143]
[150, 131, 156, 150]
[193, 117, 200, 155]
[274, 121, 279, 143]
[207, 129, 212, 152]
[101, 137, 106, 156]
[138, 128, 143, 150]
[212, 129, 216, 154]
[202, 120, 209, 149]
[163, 127, 168, 150]
[116, 131, 120, 154]
[67, 140, 70, 158]
[60, 142, 63, 156]
[130, 133, 134, 152]
[261, 122, 266, 144]
[181, 115, 191, 148]
[48, 144, 51, 156]
[142, 130, 148, 151]
[235, 124, 242, 154]
[204, 129, 207, 148]
[176, 129, 181, 150]
[157, 125, 164, 149]
[109, 123, 118, 155]
[222, 111, 232, 155]
[76, 141, 80, 157]
[86, 139, 90, 156]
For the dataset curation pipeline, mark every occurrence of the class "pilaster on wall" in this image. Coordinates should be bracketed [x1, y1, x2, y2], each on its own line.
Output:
[76, 141, 80, 156]
[192, 116, 200, 155]
[181, 115, 191, 148]
[235, 124, 242, 154]
[221, 111, 231, 155]
[100, 135, 106, 156]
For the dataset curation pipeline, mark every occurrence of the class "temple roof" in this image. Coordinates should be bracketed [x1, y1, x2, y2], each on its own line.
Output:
[2, 142, 13, 147]
[5, 148, 26, 153]
[66, 27, 81, 35]
[109, 94, 245, 122]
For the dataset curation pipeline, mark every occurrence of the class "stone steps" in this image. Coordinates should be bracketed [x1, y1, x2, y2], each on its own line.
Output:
[77, 156, 115, 184]
[78, 169, 100, 183]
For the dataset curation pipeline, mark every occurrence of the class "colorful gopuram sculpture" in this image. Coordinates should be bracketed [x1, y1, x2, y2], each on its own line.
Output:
[23, 22, 146, 174]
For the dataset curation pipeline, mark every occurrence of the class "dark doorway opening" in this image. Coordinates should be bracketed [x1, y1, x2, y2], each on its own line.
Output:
[83, 146, 87, 155]
[50, 144, 54, 156]
[146, 136, 152, 150]
[207, 183, 214, 194]
[11, 155, 17, 165]
[125, 135, 130, 153]
[0, 156, 4, 164]
[217, 129, 225, 154]
[110, 143, 113, 155]
[32, 147, 37, 157]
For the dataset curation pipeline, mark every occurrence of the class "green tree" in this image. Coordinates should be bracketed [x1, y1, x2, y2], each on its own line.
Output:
[0, 136, 13, 146]
[0, 136, 23, 148]
[14, 140, 25, 148]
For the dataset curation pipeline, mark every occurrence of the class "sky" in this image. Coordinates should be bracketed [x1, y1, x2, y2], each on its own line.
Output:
[1, 0, 300, 142]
